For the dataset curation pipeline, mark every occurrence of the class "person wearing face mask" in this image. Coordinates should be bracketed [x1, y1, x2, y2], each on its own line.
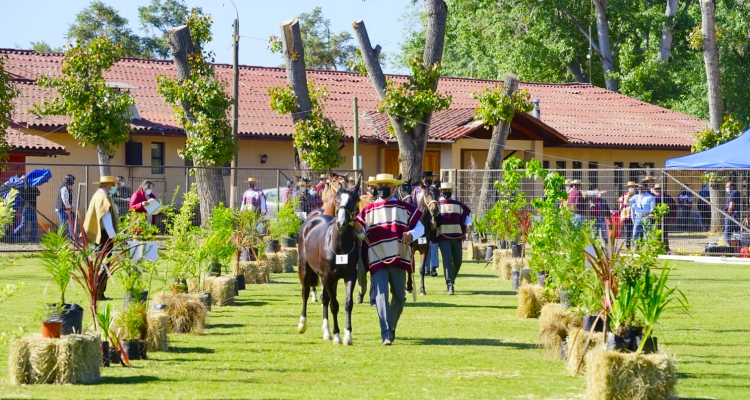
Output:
[617, 181, 637, 249]
[129, 180, 158, 223]
[723, 181, 745, 241]
[355, 176, 377, 305]
[411, 171, 440, 277]
[83, 176, 120, 300]
[628, 181, 656, 244]
[355, 173, 424, 345]
[433, 182, 471, 295]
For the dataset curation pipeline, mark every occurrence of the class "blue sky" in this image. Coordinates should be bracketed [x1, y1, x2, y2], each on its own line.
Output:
[0, 0, 417, 73]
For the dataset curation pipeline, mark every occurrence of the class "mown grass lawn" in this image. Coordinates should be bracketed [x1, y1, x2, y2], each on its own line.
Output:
[0, 255, 746, 399]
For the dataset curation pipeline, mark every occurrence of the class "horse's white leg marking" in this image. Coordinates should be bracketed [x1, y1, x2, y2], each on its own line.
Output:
[322, 318, 331, 340]
[333, 332, 341, 345]
[312, 289, 318, 303]
[298, 316, 307, 334]
[343, 329, 352, 346]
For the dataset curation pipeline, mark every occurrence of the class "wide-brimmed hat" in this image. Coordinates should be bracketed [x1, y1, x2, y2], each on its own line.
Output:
[571, 179, 581, 185]
[93, 175, 116, 185]
[654, 184, 662, 190]
[421, 170, 434, 178]
[319, 174, 326, 179]
[366, 173, 403, 186]
[247, 177, 257, 183]
[644, 175, 655, 182]
[564, 178, 572, 185]
[298, 180, 308, 187]
[441, 182, 455, 191]
[625, 181, 636, 187]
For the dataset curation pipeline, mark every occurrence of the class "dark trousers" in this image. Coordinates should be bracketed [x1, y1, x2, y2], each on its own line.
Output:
[438, 239, 462, 287]
[622, 218, 633, 247]
[96, 229, 114, 299]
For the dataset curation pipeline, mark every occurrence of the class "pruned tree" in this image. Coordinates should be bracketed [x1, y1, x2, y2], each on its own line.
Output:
[32, 38, 135, 176]
[472, 73, 532, 214]
[0, 56, 18, 161]
[657, 0, 679, 63]
[157, 10, 235, 225]
[353, 0, 451, 183]
[699, 0, 722, 131]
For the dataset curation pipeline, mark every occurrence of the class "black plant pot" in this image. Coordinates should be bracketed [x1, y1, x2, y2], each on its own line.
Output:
[511, 271, 520, 291]
[606, 332, 633, 352]
[511, 244, 522, 258]
[282, 236, 297, 248]
[485, 245, 496, 261]
[138, 340, 148, 360]
[208, 262, 222, 276]
[235, 274, 246, 291]
[122, 340, 141, 361]
[536, 271, 548, 287]
[198, 292, 211, 311]
[499, 240, 508, 250]
[109, 347, 121, 365]
[123, 290, 149, 310]
[101, 341, 110, 367]
[634, 334, 658, 354]
[60, 303, 83, 335]
[266, 239, 279, 254]
[582, 314, 606, 332]
[471, 232, 480, 242]
[241, 247, 260, 262]
[560, 340, 568, 361]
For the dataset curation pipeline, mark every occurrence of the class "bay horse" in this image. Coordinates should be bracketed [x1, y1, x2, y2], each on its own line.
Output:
[297, 178, 361, 345]
[404, 183, 441, 295]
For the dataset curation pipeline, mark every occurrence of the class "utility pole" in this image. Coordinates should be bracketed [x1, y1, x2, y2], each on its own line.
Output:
[229, 18, 240, 209]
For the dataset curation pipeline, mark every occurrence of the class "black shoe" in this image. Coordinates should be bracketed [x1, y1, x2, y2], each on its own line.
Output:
[382, 338, 392, 346]
[431, 270, 438, 277]
[447, 285, 454, 295]
[97, 296, 112, 301]
[356, 293, 364, 304]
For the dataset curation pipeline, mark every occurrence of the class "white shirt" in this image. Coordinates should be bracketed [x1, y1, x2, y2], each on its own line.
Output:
[98, 188, 116, 238]
[241, 187, 267, 213]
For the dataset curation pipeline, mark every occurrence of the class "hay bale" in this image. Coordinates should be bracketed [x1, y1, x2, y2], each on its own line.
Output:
[500, 260, 513, 281]
[281, 247, 299, 266]
[233, 261, 246, 276]
[9, 333, 100, 385]
[538, 304, 582, 358]
[492, 249, 503, 270]
[465, 242, 484, 260]
[146, 311, 169, 352]
[276, 252, 295, 273]
[566, 329, 607, 376]
[203, 275, 236, 306]
[187, 278, 199, 293]
[517, 284, 546, 318]
[156, 293, 206, 334]
[585, 348, 676, 400]
[241, 261, 270, 284]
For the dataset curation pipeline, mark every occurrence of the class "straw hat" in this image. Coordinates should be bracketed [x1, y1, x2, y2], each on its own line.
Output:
[93, 175, 116, 185]
[564, 178, 572, 185]
[571, 179, 581, 185]
[644, 175, 655, 182]
[366, 173, 403, 186]
[298, 180, 309, 187]
[441, 182, 455, 191]
[625, 181, 636, 187]
[654, 184, 662, 190]
[247, 177, 257, 183]
[319, 174, 326, 179]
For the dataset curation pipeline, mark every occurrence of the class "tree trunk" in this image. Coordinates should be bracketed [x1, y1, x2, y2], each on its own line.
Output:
[658, 0, 678, 63]
[700, 0, 722, 131]
[592, 0, 618, 92]
[352, 0, 448, 184]
[567, 62, 587, 83]
[96, 145, 111, 177]
[167, 24, 226, 225]
[280, 18, 313, 175]
[709, 179, 724, 234]
[478, 73, 519, 215]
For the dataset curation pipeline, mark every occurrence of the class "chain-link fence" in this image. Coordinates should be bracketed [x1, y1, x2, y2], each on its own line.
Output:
[441, 167, 750, 256]
[0, 162, 362, 250]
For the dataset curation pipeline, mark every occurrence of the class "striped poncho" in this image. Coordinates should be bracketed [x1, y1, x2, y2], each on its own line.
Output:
[435, 199, 471, 242]
[356, 200, 422, 274]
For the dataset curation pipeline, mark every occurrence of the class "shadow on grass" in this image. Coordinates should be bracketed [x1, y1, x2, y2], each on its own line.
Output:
[168, 346, 215, 354]
[465, 290, 517, 296]
[99, 375, 162, 384]
[234, 300, 268, 307]
[207, 323, 245, 329]
[407, 302, 515, 310]
[413, 337, 535, 349]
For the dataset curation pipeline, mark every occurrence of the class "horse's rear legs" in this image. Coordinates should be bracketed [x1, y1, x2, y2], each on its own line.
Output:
[298, 283, 309, 334]
[321, 287, 332, 341]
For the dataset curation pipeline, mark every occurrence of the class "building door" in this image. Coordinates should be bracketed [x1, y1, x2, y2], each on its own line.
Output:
[384, 150, 440, 177]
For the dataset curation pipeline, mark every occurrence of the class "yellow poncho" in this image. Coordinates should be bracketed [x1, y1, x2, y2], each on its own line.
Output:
[83, 189, 119, 244]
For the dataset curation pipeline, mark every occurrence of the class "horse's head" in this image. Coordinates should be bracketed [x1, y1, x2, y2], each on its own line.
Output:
[335, 177, 361, 232]
[423, 185, 441, 229]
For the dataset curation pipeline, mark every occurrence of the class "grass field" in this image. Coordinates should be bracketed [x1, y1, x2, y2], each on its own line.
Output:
[0, 256, 747, 399]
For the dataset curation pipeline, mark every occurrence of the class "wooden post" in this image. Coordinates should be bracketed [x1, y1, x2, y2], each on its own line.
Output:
[229, 19, 240, 209]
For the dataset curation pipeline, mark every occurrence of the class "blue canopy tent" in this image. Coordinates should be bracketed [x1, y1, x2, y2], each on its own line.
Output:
[666, 129, 750, 169]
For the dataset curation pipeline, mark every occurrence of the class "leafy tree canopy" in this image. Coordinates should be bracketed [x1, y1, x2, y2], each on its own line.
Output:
[0, 56, 18, 161]
[30, 41, 62, 53]
[138, 0, 193, 59]
[66, 0, 145, 58]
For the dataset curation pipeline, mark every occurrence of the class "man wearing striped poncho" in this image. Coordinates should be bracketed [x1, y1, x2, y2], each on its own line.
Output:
[434, 182, 472, 295]
[355, 173, 424, 346]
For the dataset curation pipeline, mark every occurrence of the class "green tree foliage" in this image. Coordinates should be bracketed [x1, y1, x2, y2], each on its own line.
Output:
[30, 41, 62, 53]
[32, 38, 134, 174]
[138, 0, 193, 59]
[157, 10, 235, 167]
[268, 81, 345, 170]
[66, 1, 145, 58]
[298, 7, 357, 70]
[472, 83, 533, 127]
[399, 0, 750, 125]
[0, 56, 18, 161]
[691, 114, 743, 153]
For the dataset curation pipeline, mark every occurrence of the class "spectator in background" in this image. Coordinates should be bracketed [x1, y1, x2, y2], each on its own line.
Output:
[677, 188, 694, 231]
[13, 176, 41, 242]
[281, 180, 294, 205]
[629, 181, 656, 243]
[589, 188, 609, 245]
[618, 181, 637, 249]
[56, 174, 76, 238]
[241, 177, 267, 215]
[567, 179, 585, 223]
[295, 180, 315, 215]
[113, 176, 132, 217]
[129, 180, 158, 223]
[83, 176, 119, 300]
[315, 174, 326, 193]
[698, 183, 711, 231]
[723, 181, 745, 241]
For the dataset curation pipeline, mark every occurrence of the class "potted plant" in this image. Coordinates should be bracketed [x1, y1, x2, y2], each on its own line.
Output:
[163, 186, 200, 293]
[268, 197, 302, 249]
[118, 302, 147, 361]
[40, 303, 64, 339]
[200, 204, 236, 277]
[230, 208, 265, 290]
[124, 211, 160, 261]
[120, 258, 148, 310]
[40, 225, 84, 335]
[95, 303, 131, 367]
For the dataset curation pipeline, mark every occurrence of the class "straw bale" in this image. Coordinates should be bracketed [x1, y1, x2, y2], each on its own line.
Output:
[146, 312, 169, 352]
[499, 260, 514, 281]
[241, 261, 270, 284]
[585, 348, 676, 400]
[157, 293, 206, 334]
[492, 249, 503, 270]
[276, 252, 295, 273]
[566, 329, 607, 376]
[203, 275, 236, 306]
[233, 261, 246, 276]
[465, 242, 484, 260]
[9, 333, 100, 385]
[281, 247, 299, 266]
[538, 304, 582, 358]
[187, 278, 199, 293]
[517, 284, 547, 318]
[265, 252, 294, 273]
[520, 267, 534, 285]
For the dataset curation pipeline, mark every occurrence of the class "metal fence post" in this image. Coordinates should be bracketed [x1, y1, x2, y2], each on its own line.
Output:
[276, 169, 281, 215]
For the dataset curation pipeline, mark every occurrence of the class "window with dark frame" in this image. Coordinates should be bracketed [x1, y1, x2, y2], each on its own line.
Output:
[614, 162, 624, 188]
[151, 142, 165, 174]
[543, 160, 549, 170]
[572, 161, 582, 181]
[629, 162, 641, 183]
[588, 161, 598, 188]
[556, 161, 566, 170]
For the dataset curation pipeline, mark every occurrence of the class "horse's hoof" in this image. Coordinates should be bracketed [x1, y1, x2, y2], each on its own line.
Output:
[297, 317, 307, 334]
[420, 288, 426, 296]
[322, 319, 331, 340]
[332, 333, 341, 345]
[343, 330, 352, 346]
[312, 294, 318, 303]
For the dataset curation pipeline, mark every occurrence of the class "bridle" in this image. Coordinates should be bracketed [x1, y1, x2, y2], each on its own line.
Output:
[423, 189, 439, 229]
